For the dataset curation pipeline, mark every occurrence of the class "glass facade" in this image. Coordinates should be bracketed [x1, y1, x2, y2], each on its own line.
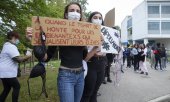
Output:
[148, 21, 160, 34]
[148, 6, 160, 18]
[128, 28, 132, 35]
[161, 21, 170, 34]
[147, 4, 170, 34]
[161, 6, 170, 18]
[127, 18, 132, 29]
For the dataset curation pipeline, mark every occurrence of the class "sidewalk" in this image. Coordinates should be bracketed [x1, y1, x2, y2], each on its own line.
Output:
[98, 62, 170, 102]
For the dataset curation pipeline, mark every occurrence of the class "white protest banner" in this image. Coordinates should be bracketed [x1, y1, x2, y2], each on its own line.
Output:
[101, 26, 120, 54]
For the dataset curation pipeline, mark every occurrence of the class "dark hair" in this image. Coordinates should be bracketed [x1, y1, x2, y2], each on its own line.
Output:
[151, 46, 155, 50]
[87, 11, 104, 25]
[64, 2, 83, 21]
[7, 31, 19, 40]
[157, 43, 160, 47]
[133, 44, 135, 47]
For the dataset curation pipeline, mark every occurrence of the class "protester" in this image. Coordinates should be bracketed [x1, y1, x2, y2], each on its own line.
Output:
[124, 44, 131, 68]
[113, 42, 123, 86]
[131, 44, 139, 72]
[121, 47, 125, 73]
[81, 11, 105, 102]
[131, 44, 138, 71]
[123, 46, 126, 66]
[130, 45, 134, 67]
[154, 43, 162, 70]
[26, 2, 96, 102]
[150, 46, 155, 68]
[161, 44, 167, 69]
[138, 44, 148, 75]
[103, 53, 115, 84]
[0, 31, 31, 102]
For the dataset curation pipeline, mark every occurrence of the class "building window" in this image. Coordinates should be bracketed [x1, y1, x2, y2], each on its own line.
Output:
[127, 18, 132, 29]
[161, 21, 170, 34]
[161, 6, 170, 18]
[128, 28, 132, 35]
[148, 22, 160, 34]
[148, 6, 160, 18]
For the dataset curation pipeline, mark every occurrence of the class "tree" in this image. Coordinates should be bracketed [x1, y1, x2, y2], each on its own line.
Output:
[0, 35, 5, 50]
[84, 11, 91, 20]
[0, 0, 65, 51]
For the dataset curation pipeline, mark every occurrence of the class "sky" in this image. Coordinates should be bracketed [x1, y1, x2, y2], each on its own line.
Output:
[87, 0, 144, 26]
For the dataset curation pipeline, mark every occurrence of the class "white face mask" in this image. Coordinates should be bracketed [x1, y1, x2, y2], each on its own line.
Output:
[15, 39, 20, 45]
[68, 12, 81, 21]
[92, 19, 102, 25]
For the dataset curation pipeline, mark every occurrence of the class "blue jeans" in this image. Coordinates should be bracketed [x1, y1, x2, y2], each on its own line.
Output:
[161, 57, 166, 69]
[57, 68, 84, 102]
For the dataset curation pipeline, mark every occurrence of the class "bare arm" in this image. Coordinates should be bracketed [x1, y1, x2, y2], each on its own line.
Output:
[84, 46, 98, 62]
[85, 34, 104, 62]
[12, 55, 31, 63]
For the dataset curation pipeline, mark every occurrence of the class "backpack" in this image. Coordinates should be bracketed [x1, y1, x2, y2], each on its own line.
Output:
[153, 50, 158, 54]
[154, 47, 162, 57]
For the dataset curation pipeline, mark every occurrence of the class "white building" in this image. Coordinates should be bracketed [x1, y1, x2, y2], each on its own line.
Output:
[121, 16, 132, 45]
[121, 0, 170, 49]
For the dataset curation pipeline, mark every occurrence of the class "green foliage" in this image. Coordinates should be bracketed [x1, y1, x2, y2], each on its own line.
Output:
[17, 42, 27, 54]
[0, 0, 65, 48]
[66, 0, 88, 9]
[0, 35, 6, 50]
[0, 60, 61, 102]
[0, 0, 89, 50]
[84, 11, 92, 20]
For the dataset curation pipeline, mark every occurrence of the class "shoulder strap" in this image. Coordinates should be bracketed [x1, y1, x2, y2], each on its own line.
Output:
[36, 16, 46, 46]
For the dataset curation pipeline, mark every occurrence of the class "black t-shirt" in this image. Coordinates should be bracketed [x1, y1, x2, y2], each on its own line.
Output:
[59, 46, 85, 68]
[161, 47, 166, 57]
[106, 53, 115, 63]
[46, 46, 86, 69]
[138, 50, 145, 61]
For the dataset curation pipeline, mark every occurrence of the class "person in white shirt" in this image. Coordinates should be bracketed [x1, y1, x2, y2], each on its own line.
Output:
[131, 44, 139, 72]
[0, 31, 31, 102]
[139, 44, 148, 75]
[113, 43, 124, 87]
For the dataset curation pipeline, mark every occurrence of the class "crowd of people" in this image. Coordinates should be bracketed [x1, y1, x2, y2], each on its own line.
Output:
[150, 43, 167, 70]
[123, 43, 149, 75]
[122, 42, 167, 76]
[0, 2, 168, 102]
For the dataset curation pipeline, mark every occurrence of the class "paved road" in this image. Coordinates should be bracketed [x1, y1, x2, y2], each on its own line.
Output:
[98, 62, 170, 102]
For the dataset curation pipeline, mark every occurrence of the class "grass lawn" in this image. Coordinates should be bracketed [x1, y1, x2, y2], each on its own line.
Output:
[0, 60, 60, 102]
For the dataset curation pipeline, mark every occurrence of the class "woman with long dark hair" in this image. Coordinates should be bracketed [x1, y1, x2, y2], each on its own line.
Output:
[81, 11, 106, 102]
[139, 44, 148, 75]
[26, 2, 94, 102]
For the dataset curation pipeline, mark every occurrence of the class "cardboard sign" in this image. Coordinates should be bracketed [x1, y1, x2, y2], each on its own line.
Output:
[32, 16, 101, 46]
[104, 8, 115, 27]
[101, 26, 120, 54]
